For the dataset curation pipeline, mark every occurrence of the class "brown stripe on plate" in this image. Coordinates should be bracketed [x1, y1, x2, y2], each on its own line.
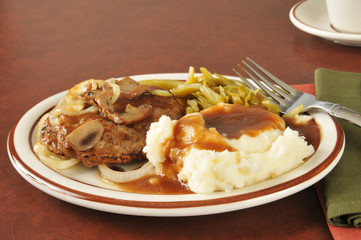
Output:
[7, 114, 344, 209]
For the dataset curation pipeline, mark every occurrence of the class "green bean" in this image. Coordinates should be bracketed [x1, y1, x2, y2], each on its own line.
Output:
[139, 79, 184, 90]
[170, 83, 202, 97]
[142, 67, 280, 114]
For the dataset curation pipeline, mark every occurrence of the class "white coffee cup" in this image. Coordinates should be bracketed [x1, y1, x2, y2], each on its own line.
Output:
[326, 0, 361, 34]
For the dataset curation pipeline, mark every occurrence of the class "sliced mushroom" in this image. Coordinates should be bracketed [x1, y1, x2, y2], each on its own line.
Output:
[117, 77, 152, 99]
[115, 104, 153, 124]
[95, 90, 113, 110]
[94, 91, 121, 123]
[117, 77, 141, 93]
[66, 119, 104, 151]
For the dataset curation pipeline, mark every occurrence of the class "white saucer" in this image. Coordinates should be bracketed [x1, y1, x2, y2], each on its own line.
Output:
[289, 0, 361, 47]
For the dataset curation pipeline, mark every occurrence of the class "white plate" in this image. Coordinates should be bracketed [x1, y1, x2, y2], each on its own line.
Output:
[7, 73, 345, 217]
[289, 0, 361, 46]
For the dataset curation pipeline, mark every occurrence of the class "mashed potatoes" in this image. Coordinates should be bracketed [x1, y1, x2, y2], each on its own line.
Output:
[143, 103, 315, 194]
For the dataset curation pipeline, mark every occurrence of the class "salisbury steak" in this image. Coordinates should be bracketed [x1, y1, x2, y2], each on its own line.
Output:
[40, 77, 185, 167]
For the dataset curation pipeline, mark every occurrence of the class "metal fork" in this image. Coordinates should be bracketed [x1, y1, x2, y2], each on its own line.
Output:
[233, 57, 361, 127]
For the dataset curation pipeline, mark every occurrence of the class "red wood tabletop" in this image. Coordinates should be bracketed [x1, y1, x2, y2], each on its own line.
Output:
[2, 0, 361, 239]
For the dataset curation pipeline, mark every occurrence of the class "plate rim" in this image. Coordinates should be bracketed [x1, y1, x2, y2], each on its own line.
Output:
[7, 73, 345, 216]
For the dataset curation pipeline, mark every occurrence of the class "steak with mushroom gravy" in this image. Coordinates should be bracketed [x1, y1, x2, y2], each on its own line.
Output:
[40, 78, 185, 167]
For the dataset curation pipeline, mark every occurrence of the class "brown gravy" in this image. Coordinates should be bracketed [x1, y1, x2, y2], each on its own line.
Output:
[201, 104, 285, 138]
[283, 116, 320, 150]
[115, 105, 321, 194]
[118, 174, 192, 194]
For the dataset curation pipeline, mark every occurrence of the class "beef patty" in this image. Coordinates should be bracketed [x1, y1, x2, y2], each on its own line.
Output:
[40, 78, 185, 167]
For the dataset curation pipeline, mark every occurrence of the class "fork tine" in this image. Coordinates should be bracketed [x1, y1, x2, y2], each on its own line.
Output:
[246, 57, 300, 96]
[233, 67, 258, 91]
[240, 65, 286, 106]
[233, 67, 279, 106]
[241, 60, 292, 101]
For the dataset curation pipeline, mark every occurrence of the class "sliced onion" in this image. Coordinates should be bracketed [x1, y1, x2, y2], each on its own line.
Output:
[107, 80, 121, 104]
[53, 105, 99, 117]
[98, 162, 155, 183]
[69, 79, 105, 95]
[33, 143, 80, 169]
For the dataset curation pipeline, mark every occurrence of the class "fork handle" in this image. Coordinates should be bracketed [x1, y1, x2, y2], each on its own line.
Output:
[329, 104, 361, 128]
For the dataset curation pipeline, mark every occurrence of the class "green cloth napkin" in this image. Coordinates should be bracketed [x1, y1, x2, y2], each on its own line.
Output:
[315, 68, 361, 228]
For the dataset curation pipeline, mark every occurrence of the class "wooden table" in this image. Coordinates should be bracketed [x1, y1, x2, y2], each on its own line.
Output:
[1, 0, 360, 239]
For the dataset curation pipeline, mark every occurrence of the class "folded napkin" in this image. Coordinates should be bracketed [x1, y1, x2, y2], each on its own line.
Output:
[315, 68, 361, 228]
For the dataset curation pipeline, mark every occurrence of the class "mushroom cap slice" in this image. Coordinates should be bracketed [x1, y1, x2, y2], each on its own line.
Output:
[66, 119, 104, 151]
[111, 104, 152, 125]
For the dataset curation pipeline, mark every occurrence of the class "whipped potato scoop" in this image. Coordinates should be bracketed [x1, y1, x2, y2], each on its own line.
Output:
[144, 103, 315, 194]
